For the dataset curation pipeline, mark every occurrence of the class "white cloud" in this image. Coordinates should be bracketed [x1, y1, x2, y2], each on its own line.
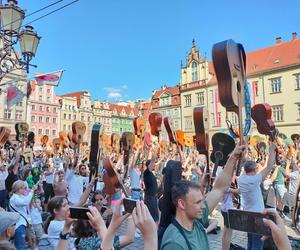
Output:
[103, 85, 128, 100]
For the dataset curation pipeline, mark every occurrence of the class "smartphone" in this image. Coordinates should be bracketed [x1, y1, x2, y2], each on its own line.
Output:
[228, 209, 276, 236]
[100, 206, 107, 214]
[123, 198, 137, 214]
[70, 207, 89, 220]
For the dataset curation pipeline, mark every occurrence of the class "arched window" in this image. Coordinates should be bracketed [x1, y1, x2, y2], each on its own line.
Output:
[191, 61, 198, 81]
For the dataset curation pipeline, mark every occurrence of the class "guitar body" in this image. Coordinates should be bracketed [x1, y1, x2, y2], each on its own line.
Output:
[52, 138, 61, 154]
[133, 117, 146, 146]
[193, 107, 209, 154]
[212, 39, 246, 112]
[251, 104, 275, 135]
[59, 131, 69, 148]
[120, 132, 135, 178]
[40, 135, 49, 147]
[210, 133, 236, 167]
[103, 157, 128, 196]
[15, 122, 29, 142]
[72, 121, 86, 142]
[148, 112, 162, 137]
[23, 147, 33, 164]
[164, 117, 176, 144]
[175, 130, 185, 147]
[144, 132, 151, 147]
[184, 134, 194, 148]
[0, 127, 11, 146]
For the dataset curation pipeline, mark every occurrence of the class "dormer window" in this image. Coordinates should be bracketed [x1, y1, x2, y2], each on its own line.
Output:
[191, 61, 198, 81]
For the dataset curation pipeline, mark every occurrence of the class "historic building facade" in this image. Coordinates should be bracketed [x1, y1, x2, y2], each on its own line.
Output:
[92, 100, 112, 135]
[179, 34, 300, 137]
[61, 91, 93, 142]
[27, 80, 60, 143]
[110, 103, 139, 134]
[0, 69, 28, 138]
[59, 95, 78, 133]
[151, 85, 181, 141]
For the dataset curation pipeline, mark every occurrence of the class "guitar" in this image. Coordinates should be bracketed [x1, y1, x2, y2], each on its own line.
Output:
[212, 39, 247, 175]
[111, 133, 120, 153]
[89, 123, 102, 191]
[133, 117, 146, 141]
[148, 112, 162, 140]
[164, 117, 182, 162]
[103, 157, 129, 197]
[210, 133, 236, 190]
[120, 132, 135, 179]
[251, 103, 281, 165]
[256, 141, 267, 163]
[40, 135, 49, 148]
[72, 121, 86, 159]
[193, 107, 210, 192]
[52, 138, 61, 156]
[24, 131, 35, 164]
[291, 134, 300, 150]
[175, 130, 185, 148]
[0, 127, 11, 146]
[59, 131, 69, 149]
[184, 133, 194, 148]
[15, 122, 29, 149]
[67, 131, 75, 149]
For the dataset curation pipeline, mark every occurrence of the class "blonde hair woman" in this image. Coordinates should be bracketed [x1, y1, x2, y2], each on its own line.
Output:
[9, 180, 37, 250]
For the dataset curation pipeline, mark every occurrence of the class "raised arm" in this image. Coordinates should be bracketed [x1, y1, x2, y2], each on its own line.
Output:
[260, 143, 276, 180]
[206, 145, 245, 214]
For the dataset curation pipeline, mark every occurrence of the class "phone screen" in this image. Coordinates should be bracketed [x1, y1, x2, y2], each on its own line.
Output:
[123, 198, 137, 213]
[70, 207, 89, 220]
[228, 209, 275, 236]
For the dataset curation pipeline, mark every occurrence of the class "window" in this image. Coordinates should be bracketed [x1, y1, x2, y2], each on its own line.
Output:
[15, 111, 23, 120]
[46, 106, 50, 112]
[253, 81, 258, 96]
[52, 130, 56, 136]
[73, 114, 76, 120]
[196, 92, 205, 105]
[191, 61, 198, 81]
[46, 97, 50, 103]
[46, 117, 50, 123]
[32, 105, 35, 111]
[38, 95, 42, 102]
[231, 113, 238, 126]
[63, 113, 67, 119]
[16, 101, 23, 107]
[174, 109, 179, 117]
[45, 129, 49, 135]
[272, 105, 284, 121]
[184, 94, 192, 107]
[88, 116, 91, 122]
[297, 103, 300, 119]
[39, 106, 43, 111]
[174, 120, 179, 129]
[47, 88, 50, 94]
[81, 115, 84, 121]
[68, 114, 71, 120]
[63, 125, 67, 131]
[295, 74, 300, 90]
[184, 116, 193, 130]
[270, 77, 281, 93]
[4, 109, 11, 119]
[53, 118, 56, 123]
[39, 116, 43, 123]
[31, 115, 35, 122]
[211, 112, 221, 127]
[53, 107, 57, 113]
[39, 86, 43, 93]
[38, 129, 42, 135]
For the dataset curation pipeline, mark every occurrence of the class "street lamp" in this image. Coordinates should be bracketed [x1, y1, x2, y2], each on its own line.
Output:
[0, 0, 41, 81]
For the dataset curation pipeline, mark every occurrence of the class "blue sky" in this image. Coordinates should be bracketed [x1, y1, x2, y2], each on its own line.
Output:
[19, 0, 299, 102]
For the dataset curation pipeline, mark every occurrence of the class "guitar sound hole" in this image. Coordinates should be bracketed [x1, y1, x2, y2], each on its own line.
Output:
[215, 151, 224, 160]
[237, 81, 241, 92]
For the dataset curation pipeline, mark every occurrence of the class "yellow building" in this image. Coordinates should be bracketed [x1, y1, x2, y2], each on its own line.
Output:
[59, 95, 78, 134]
[180, 34, 300, 138]
[92, 100, 112, 135]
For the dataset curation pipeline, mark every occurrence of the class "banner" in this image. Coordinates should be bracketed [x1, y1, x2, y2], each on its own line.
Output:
[7, 85, 23, 108]
[35, 70, 63, 86]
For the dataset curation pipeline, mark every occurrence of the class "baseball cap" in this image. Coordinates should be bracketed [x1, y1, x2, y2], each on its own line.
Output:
[0, 211, 20, 234]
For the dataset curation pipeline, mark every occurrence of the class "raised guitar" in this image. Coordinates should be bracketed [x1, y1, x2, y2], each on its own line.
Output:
[0, 127, 11, 146]
[148, 112, 162, 140]
[120, 132, 135, 179]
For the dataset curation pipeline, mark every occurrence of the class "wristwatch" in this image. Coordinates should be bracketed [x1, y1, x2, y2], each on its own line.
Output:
[59, 231, 70, 240]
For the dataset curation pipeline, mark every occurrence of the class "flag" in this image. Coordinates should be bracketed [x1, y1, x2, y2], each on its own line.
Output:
[7, 85, 23, 108]
[35, 70, 63, 86]
[213, 89, 219, 126]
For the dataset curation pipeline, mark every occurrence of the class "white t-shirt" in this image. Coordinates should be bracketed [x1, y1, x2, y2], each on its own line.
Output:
[216, 167, 234, 212]
[129, 166, 140, 189]
[30, 206, 43, 225]
[48, 220, 64, 248]
[237, 173, 264, 212]
[65, 169, 89, 204]
[45, 174, 54, 184]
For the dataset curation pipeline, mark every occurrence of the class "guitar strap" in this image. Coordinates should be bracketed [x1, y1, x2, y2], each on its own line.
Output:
[172, 219, 193, 250]
[226, 80, 252, 138]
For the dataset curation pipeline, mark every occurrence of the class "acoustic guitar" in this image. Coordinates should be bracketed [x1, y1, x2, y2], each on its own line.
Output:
[111, 133, 120, 153]
[120, 132, 135, 179]
[0, 127, 11, 146]
[148, 112, 162, 140]
[210, 133, 236, 190]
[15, 122, 29, 146]
[193, 107, 211, 192]
[72, 121, 86, 158]
[40, 135, 49, 148]
[212, 39, 247, 175]
[59, 131, 69, 149]
[164, 117, 182, 162]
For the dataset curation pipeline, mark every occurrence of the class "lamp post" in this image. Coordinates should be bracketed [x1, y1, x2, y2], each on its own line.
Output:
[0, 0, 41, 81]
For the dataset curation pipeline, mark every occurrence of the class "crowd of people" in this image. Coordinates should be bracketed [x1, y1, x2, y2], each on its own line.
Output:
[0, 132, 299, 250]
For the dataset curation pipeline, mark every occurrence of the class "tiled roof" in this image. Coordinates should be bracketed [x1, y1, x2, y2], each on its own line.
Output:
[109, 103, 139, 116]
[152, 85, 180, 99]
[61, 91, 85, 107]
[208, 37, 300, 84]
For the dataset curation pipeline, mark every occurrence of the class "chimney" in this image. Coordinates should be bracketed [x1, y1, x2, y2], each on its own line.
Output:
[292, 32, 297, 40]
[276, 37, 282, 44]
